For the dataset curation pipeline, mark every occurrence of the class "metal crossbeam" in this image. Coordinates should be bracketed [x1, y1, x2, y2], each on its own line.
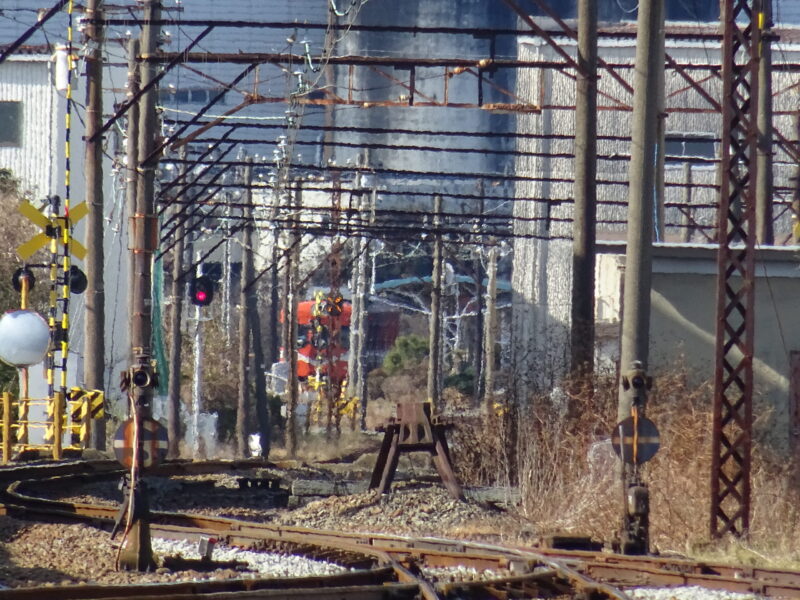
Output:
[710, 0, 762, 538]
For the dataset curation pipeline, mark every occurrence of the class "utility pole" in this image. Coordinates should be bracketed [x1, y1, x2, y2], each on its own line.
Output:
[358, 187, 377, 429]
[117, 0, 160, 572]
[616, 0, 663, 556]
[681, 163, 694, 243]
[166, 149, 186, 459]
[427, 194, 443, 412]
[347, 186, 367, 429]
[654, 18, 667, 243]
[222, 189, 232, 343]
[570, 0, 598, 378]
[245, 162, 269, 458]
[482, 241, 498, 416]
[284, 184, 300, 456]
[793, 113, 800, 244]
[125, 37, 139, 366]
[191, 255, 204, 459]
[472, 181, 485, 402]
[755, 0, 774, 245]
[236, 159, 254, 458]
[83, 0, 105, 450]
[250, 290, 271, 457]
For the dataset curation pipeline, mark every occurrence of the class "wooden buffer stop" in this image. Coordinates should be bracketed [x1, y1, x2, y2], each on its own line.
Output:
[369, 402, 463, 500]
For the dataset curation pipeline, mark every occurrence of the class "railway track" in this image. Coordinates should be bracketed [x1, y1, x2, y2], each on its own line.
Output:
[0, 459, 795, 599]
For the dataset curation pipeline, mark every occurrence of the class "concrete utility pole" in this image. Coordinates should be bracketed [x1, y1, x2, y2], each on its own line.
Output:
[284, 185, 300, 456]
[83, 0, 105, 450]
[250, 292, 271, 457]
[166, 150, 186, 459]
[570, 0, 598, 377]
[427, 194, 443, 412]
[654, 19, 667, 243]
[118, 0, 160, 572]
[617, 0, 663, 556]
[347, 186, 368, 427]
[472, 181, 485, 402]
[482, 241, 498, 416]
[191, 256, 203, 459]
[680, 163, 694, 242]
[794, 113, 800, 244]
[618, 0, 662, 420]
[755, 0, 774, 246]
[236, 159, 254, 458]
[125, 38, 140, 349]
[244, 176, 270, 458]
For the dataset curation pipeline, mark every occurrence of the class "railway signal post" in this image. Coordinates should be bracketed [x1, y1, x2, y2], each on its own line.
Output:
[613, 362, 658, 555]
[117, 0, 161, 571]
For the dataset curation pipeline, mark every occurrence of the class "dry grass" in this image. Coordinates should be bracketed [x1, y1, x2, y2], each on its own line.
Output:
[448, 364, 800, 567]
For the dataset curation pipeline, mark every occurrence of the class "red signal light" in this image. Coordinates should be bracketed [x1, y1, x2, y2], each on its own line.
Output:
[190, 276, 214, 306]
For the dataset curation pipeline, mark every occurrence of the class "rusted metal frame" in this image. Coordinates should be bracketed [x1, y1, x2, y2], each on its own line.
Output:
[500, 0, 587, 76]
[666, 71, 718, 101]
[461, 67, 537, 105]
[436, 569, 562, 597]
[546, 65, 632, 111]
[711, 0, 759, 539]
[369, 66, 436, 105]
[773, 79, 800, 108]
[673, 206, 716, 243]
[186, 135, 550, 159]
[523, 0, 636, 99]
[506, 0, 634, 99]
[89, 26, 214, 144]
[773, 129, 800, 165]
[178, 61, 255, 97]
[665, 54, 722, 111]
[409, 66, 416, 106]
[171, 97, 257, 150]
[88, 17, 735, 43]
[164, 91, 538, 112]
[141, 62, 259, 167]
[149, 51, 552, 69]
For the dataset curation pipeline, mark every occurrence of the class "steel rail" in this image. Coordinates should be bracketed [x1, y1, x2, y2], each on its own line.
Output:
[4, 461, 800, 597]
[0, 461, 625, 600]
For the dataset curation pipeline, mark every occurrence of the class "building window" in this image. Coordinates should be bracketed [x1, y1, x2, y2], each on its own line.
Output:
[664, 133, 716, 165]
[0, 101, 22, 147]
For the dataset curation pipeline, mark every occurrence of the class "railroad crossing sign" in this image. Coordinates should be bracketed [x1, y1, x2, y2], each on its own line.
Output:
[113, 417, 168, 469]
[611, 416, 660, 465]
[68, 388, 105, 444]
[17, 199, 88, 260]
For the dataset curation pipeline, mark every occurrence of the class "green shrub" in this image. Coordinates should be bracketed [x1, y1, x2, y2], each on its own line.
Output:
[443, 367, 475, 395]
[381, 334, 429, 375]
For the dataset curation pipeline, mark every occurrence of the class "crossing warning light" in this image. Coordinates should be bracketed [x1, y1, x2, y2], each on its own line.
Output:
[326, 294, 344, 315]
[190, 275, 214, 306]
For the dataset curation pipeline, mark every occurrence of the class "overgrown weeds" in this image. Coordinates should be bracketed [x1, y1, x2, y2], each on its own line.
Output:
[447, 363, 800, 566]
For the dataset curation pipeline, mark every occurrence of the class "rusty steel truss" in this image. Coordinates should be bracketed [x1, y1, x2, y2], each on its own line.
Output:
[710, 0, 763, 538]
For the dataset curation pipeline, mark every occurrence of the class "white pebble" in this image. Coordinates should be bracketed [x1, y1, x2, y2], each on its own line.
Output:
[627, 585, 767, 600]
[151, 538, 348, 577]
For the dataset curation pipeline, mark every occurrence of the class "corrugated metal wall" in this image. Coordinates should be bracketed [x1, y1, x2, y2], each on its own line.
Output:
[510, 33, 800, 393]
[0, 58, 59, 198]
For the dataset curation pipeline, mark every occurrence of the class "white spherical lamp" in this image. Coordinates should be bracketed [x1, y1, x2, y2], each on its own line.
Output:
[0, 310, 50, 367]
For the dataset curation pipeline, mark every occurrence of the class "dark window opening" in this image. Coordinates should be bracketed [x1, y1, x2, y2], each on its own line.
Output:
[0, 102, 22, 146]
[665, 133, 716, 164]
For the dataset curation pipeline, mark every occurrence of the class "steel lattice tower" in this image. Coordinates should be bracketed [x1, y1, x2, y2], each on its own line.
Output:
[710, 0, 764, 537]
